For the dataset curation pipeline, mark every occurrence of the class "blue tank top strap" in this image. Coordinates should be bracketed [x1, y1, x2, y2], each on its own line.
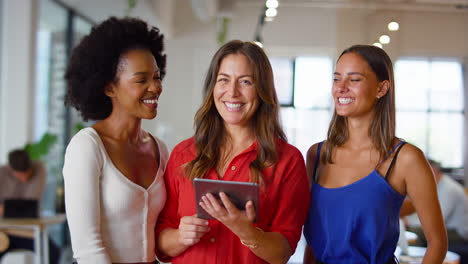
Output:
[384, 141, 407, 181]
[312, 141, 324, 183]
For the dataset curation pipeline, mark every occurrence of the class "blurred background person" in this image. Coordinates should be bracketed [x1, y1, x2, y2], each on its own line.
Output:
[403, 159, 468, 261]
[0, 148, 59, 264]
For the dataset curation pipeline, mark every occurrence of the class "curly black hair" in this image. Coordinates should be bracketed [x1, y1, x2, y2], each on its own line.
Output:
[65, 17, 166, 121]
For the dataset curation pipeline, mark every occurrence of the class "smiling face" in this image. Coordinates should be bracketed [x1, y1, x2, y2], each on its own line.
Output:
[105, 48, 162, 120]
[332, 52, 389, 119]
[213, 53, 259, 130]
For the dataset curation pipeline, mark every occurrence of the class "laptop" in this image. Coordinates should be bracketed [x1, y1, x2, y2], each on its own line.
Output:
[3, 199, 39, 218]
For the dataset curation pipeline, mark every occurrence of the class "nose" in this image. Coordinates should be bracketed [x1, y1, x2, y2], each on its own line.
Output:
[148, 79, 162, 94]
[333, 80, 348, 93]
[227, 81, 240, 97]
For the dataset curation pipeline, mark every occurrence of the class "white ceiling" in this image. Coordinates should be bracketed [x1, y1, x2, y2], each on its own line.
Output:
[236, 0, 468, 12]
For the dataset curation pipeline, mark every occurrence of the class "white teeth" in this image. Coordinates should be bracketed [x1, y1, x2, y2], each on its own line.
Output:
[225, 102, 242, 109]
[143, 98, 157, 104]
[338, 97, 353, 104]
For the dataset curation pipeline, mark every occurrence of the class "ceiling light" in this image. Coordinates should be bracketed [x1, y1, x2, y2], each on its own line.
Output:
[373, 42, 383, 48]
[265, 8, 277, 18]
[388, 21, 399, 31]
[379, 34, 390, 44]
[266, 0, 279, 9]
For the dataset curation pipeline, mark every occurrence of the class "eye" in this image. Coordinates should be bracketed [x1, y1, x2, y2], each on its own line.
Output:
[153, 75, 161, 81]
[350, 79, 361, 82]
[217, 78, 228, 83]
[136, 79, 147, 84]
[240, 79, 252, 85]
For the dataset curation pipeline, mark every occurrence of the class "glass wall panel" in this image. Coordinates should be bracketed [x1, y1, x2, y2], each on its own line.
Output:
[294, 57, 333, 109]
[36, 0, 68, 213]
[270, 57, 293, 106]
[395, 58, 464, 168]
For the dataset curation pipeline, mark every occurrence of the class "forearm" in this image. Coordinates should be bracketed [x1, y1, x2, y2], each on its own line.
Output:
[157, 228, 190, 257]
[238, 227, 291, 264]
[421, 239, 448, 264]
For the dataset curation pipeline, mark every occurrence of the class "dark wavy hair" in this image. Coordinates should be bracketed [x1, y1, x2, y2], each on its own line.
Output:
[323, 44, 396, 164]
[8, 149, 32, 172]
[185, 40, 286, 183]
[65, 17, 166, 121]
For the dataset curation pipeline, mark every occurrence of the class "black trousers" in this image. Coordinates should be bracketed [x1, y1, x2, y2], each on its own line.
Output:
[0, 235, 60, 264]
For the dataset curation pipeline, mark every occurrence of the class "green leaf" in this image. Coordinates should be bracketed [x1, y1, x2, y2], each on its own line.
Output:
[24, 133, 58, 160]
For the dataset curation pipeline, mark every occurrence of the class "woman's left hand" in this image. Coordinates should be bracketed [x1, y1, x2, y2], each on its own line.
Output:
[199, 192, 256, 235]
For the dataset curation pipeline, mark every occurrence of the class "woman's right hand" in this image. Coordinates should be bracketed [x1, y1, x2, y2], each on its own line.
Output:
[177, 215, 210, 246]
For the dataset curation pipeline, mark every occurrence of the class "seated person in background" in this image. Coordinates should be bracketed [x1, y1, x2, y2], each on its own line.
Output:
[404, 159, 468, 242]
[0, 149, 59, 264]
[403, 159, 468, 258]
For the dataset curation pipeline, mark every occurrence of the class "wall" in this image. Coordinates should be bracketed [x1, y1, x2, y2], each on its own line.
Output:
[0, 0, 38, 163]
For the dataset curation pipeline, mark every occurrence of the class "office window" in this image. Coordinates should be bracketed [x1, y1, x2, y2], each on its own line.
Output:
[270, 56, 333, 155]
[395, 59, 464, 168]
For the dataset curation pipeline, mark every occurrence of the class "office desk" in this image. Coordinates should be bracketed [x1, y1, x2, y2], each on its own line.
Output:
[0, 214, 66, 264]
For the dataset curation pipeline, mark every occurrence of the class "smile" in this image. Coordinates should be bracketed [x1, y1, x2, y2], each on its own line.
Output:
[224, 102, 243, 111]
[338, 97, 354, 104]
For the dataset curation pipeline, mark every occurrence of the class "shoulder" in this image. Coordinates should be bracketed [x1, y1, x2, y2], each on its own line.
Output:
[171, 137, 195, 155]
[440, 176, 465, 194]
[65, 127, 103, 160]
[32, 161, 46, 174]
[276, 139, 303, 159]
[394, 142, 426, 168]
[68, 127, 101, 148]
[0, 165, 10, 179]
[306, 142, 322, 162]
[167, 138, 196, 164]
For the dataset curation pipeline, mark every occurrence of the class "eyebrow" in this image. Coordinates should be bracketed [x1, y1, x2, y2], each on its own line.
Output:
[217, 73, 253, 78]
[133, 69, 160, 76]
[334, 72, 365, 76]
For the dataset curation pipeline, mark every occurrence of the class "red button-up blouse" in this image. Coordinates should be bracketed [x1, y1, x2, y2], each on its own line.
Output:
[155, 137, 310, 264]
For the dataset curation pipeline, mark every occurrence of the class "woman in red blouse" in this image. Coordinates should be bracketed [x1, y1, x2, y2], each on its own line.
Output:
[155, 40, 310, 264]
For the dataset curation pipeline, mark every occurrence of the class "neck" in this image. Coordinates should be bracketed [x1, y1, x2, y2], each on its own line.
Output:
[97, 113, 143, 144]
[223, 125, 256, 149]
[344, 115, 374, 149]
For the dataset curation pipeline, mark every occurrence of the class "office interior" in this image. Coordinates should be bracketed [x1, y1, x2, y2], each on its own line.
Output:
[0, 0, 467, 263]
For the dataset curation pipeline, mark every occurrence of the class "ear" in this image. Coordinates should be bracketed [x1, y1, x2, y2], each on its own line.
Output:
[104, 83, 116, 97]
[376, 80, 390, 99]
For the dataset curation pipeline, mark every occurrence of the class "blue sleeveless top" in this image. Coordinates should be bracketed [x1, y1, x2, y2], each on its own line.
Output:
[303, 141, 406, 264]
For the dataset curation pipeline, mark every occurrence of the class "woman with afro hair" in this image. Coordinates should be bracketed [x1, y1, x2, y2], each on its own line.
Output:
[63, 17, 168, 264]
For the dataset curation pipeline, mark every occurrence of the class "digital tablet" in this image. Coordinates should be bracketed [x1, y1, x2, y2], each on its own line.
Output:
[193, 178, 259, 222]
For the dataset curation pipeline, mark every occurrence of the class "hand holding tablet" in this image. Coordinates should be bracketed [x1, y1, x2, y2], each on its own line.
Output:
[193, 178, 259, 222]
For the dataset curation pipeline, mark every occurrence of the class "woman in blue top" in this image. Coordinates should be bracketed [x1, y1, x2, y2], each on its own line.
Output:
[303, 45, 447, 264]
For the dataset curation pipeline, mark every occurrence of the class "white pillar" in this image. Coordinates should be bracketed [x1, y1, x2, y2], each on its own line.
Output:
[0, 0, 38, 163]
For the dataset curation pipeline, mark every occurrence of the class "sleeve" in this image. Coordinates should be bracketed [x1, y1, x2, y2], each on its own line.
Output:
[154, 148, 182, 262]
[268, 147, 311, 254]
[63, 132, 112, 264]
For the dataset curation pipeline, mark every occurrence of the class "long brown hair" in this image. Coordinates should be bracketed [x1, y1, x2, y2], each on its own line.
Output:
[185, 40, 286, 183]
[323, 45, 396, 164]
